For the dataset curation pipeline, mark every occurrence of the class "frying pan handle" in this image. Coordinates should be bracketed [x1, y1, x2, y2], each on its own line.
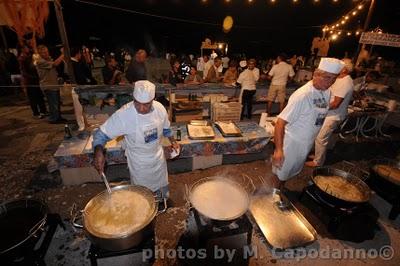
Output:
[70, 203, 84, 229]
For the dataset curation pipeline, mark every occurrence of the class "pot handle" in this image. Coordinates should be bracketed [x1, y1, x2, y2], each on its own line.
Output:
[70, 203, 84, 229]
[342, 160, 370, 181]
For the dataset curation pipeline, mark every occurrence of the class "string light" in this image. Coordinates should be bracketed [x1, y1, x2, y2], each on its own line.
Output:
[358, 5, 363, 10]
[347, 32, 351, 36]
[338, 31, 342, 35]
[352, 11, 357, 15]
[344, 16, 349, 20]
[341, 20, 345, 24]
[331, 34, 338, 40]
[248, 0, 254, 3]
[271, 0, 276, 3]
[293, 0, 299, 3]
[355, 31, 360, 35]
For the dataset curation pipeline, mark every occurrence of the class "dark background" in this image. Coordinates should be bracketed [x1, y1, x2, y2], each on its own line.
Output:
[3, 0, 400, 59]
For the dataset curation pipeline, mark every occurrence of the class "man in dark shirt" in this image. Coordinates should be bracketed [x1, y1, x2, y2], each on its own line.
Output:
[18, 44, 47, 118]
[125, 49, 147, 83]
[102, 56, 122, 85]
[71, 47, 96, 85]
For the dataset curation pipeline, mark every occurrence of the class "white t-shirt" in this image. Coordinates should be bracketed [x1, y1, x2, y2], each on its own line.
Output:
[327, 75, 354, 121]
[279, 81, 330, 143]
[100, 101, 170, 149]
[221, 57, 230, 68]
[203, 60, 213, 79]
[237, 68, 260, 91]
[268, 61, 295, 86]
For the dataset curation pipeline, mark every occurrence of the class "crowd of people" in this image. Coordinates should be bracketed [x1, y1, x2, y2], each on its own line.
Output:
[0, 42, 387, 129]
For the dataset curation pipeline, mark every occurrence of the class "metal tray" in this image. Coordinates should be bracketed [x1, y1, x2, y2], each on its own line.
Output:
[187, 124, 215, 140]
[190, 120, 209, 126]
[214, 121, 242, 137]
[249, 191, 317, 250]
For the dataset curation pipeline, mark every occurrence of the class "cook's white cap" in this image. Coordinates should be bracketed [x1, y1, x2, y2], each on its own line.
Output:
[318, 57, 345, 74]
[133, 80, 155, 103]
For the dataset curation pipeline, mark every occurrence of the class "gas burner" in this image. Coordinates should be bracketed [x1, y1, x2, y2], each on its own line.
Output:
[300, 184, 379, 242]
[88, 232, 155, 266]
[191, 209, 253, 247]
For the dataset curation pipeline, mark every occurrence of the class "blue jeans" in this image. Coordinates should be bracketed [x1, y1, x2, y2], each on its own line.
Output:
[44, 89, 61, 121]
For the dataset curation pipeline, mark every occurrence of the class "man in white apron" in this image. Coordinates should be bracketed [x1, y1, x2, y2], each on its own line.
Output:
[305, 58, 354, 167]
[93, 80, 179, 199]
[271, 58, 345, 190]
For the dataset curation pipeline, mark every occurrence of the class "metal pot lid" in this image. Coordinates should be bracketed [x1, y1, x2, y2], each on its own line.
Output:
[189, 177, 250, 221]
[83, 185, 157, 239]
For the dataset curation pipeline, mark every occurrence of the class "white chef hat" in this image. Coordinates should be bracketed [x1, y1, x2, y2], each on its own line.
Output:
[317, 57, 345, 74]
[133, 80, 155, 103]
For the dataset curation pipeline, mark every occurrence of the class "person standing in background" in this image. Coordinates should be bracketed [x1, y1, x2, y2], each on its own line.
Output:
[237, 59, 259, 119]
[18, 44, 47, 118]
[35, 45, 66, 124]
[126, 49, 147, 83]
[266, 54, 295, 114]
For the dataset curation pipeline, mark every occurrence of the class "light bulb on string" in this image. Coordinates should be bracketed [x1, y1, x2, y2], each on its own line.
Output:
[336, 24, 339, 27]
[330, 30, 333, 34]
[338, 31, 342, 35]
[293, 0, 298, 3]
[352, 11, 357, 16]
[341, 20, 345, 24]
[271, 0, 276, 3]
[345, 16, 349, 20]
[331, 34, 338, 41]
[358, 5, 363, 10]
[347, 32, 351, 36]
[248, 0, 254, 3]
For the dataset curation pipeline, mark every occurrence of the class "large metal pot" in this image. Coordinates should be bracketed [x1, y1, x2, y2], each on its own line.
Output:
[311, 167, 371, 207]
[188, 177, 250, 222]
[72, 185, 163, 251]
[0, 199, 47, 259]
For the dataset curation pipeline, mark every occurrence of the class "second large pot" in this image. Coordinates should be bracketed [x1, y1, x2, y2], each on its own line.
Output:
[311, 167, 371, 207]
[73, 185, 159, 251]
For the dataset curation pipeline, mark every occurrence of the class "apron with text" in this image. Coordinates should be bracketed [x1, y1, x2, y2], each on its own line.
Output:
[273, 86, 330, 181]
[125, 110, 168, 192]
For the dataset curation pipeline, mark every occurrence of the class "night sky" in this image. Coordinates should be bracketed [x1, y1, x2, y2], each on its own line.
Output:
[3, 0, 400, 59]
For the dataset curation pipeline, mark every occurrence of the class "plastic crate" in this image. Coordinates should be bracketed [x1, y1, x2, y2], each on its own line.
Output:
[211, 102, 242, 122]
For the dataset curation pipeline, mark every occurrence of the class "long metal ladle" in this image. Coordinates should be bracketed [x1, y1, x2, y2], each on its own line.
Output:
[101, 172, 112, 194]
